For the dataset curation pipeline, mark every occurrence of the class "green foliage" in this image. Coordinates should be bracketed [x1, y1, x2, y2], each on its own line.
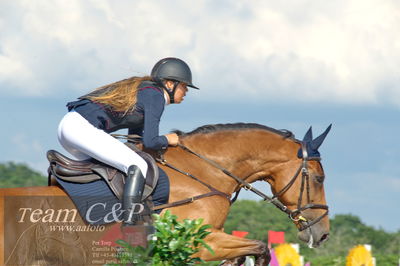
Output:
[110, 210, 214, 266]
[0, 162, 47, 188]
[307, 255, 345, 266]
[224, 200, 299, 243]
[151, 210, 213, 265]
[375, 254, 400, 265]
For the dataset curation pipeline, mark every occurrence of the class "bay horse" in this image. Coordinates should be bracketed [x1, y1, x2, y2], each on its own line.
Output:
[0, 123, 331, 266]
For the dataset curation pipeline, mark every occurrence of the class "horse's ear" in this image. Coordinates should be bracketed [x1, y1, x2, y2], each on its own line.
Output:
[303, 126, 313, 142]
[311, 124, 332, 150]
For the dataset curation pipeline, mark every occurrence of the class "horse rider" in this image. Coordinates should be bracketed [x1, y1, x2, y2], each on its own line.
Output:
[57, 57, 199, 225]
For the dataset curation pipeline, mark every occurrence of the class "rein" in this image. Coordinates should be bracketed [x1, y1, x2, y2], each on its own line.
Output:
[152, 156, 231, 211]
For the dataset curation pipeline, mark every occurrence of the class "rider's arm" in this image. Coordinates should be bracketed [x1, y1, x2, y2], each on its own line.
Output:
[139, 88, 169, 150]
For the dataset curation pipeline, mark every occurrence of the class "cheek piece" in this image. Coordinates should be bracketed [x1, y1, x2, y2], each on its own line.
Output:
[165, 81, 179, 104]
[153, 76, 180, 104]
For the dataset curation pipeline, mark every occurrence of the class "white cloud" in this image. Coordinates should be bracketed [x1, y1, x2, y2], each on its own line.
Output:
[0, 53, 34, 84]
[0, 0, 399, 106]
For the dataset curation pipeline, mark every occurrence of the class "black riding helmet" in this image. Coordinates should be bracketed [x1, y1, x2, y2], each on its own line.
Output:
[151, 57, 199, 103]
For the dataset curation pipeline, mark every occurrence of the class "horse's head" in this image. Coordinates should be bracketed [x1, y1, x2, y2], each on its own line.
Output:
[263, 125, 331, 248]
[171, 123, 332, 247]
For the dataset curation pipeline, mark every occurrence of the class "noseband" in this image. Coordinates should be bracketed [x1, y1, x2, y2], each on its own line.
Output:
[177, 142, 329, 232]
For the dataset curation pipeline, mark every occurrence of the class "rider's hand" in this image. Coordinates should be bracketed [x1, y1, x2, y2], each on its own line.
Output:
[165, 133, 179, 146]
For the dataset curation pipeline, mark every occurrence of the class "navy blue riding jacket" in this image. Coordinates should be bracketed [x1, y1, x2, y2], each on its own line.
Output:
[66, 81, 168, 150]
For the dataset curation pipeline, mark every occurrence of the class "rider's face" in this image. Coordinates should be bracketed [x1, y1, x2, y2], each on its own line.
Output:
[173, 83, 188, 103]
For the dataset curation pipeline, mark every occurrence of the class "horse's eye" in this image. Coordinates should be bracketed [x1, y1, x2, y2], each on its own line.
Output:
[315, 175, 325, 183]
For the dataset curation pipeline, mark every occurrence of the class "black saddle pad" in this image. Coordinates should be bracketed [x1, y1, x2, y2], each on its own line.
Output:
[57, 167, 169, 225]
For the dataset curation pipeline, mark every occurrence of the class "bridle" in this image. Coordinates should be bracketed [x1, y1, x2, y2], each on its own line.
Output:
[175, 142, 329, 232]
[271, 142, 329, 231]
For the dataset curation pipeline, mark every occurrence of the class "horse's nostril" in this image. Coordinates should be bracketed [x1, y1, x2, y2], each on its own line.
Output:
[320, 233, 329, 242]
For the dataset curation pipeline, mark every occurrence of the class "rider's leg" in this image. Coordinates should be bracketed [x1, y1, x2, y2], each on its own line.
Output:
[58, 111, 150, 223]
[57, 111, 148, 176]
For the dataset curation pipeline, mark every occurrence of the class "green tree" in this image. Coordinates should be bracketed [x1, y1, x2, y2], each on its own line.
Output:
[0, 162, 47, 188]
[224, 200, 299, 244]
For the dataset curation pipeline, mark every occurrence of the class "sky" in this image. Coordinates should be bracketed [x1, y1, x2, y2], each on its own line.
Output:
[0, 0, 399, 232]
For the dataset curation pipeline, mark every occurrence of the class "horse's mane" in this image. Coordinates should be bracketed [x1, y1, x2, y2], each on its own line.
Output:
[173, 123, 295, 139]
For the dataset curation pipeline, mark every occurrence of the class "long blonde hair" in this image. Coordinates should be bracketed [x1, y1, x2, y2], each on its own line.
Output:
[87, 76, 153, 114]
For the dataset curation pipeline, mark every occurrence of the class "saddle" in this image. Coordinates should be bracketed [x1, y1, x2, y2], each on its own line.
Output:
[47, 143, 159, 201]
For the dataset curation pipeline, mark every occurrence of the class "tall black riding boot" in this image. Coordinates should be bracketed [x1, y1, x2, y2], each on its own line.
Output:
[122, 165, 147, 225]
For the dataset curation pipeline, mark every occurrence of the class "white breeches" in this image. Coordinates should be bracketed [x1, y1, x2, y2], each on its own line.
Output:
[57, 111, 148, 177]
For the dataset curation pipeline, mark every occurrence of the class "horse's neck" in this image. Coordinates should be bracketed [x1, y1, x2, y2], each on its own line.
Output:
[178, 130, 297, 188]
